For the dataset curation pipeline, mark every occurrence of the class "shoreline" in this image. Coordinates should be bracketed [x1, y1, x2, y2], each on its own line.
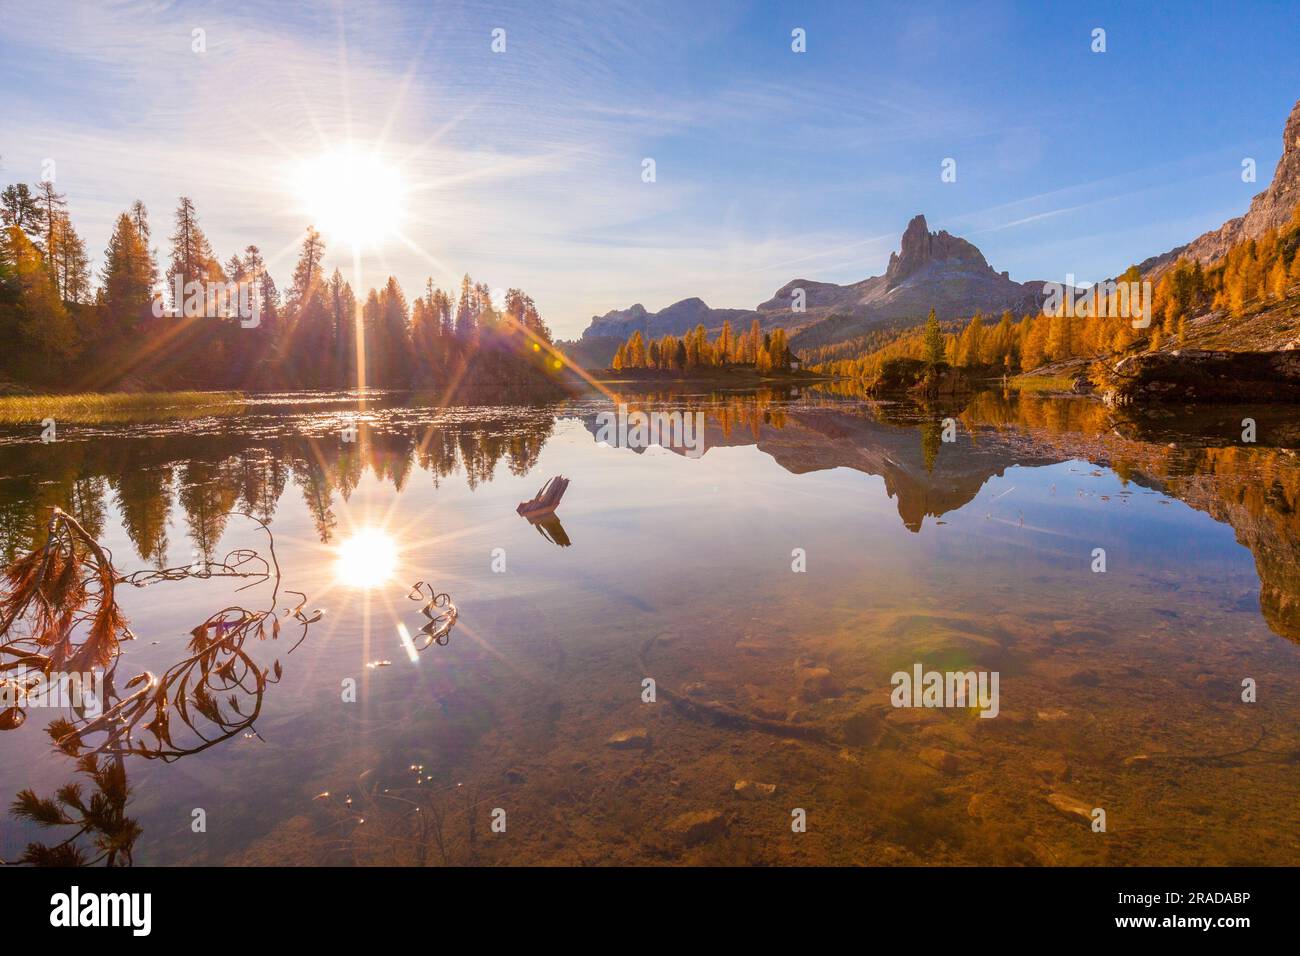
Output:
[590, 368, 834, 386]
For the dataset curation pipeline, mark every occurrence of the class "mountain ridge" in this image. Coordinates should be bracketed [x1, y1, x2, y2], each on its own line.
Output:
[573, 214, 1054, 364]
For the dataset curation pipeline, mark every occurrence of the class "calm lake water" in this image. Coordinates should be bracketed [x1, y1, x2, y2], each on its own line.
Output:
[1, 387, 1297, 865]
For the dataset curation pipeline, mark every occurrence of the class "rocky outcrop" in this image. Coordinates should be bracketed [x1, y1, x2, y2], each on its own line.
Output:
[665, 809, 728, 845]
[1101, 349, 1300, 405]
[867, 357, 930, 393]
[1143, 99, 1300, 275]
[862, 357, 977, 398]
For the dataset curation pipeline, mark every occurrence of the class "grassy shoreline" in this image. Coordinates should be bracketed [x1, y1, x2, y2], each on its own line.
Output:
[1006, 373, 1081, 394]
[0, 390, 246, 424]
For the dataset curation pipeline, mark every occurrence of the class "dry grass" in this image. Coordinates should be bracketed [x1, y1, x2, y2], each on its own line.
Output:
[1007, 373, 1079, 393]
[0, 390, 245, 424]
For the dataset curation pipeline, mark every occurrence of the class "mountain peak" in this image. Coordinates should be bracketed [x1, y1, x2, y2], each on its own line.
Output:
[885, 213, 988, 286]
[1286, 98, 1300, 155]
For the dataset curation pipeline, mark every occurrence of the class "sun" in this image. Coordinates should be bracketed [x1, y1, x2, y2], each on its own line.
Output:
[334, 527, 398, 589]
[296, 147, 406, 246]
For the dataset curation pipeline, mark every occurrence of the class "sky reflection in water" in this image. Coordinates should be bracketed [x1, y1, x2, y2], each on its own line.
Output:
[0, 389, 1297, 865]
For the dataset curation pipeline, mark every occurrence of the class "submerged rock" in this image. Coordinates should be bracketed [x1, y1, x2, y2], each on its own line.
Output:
[1032, 753, 1071, 783]
[918, 747, 961, 774]
[841, 710, 884, 745]
[1046, 792, 1095, 825]
[1066, 669, 1102, 687]
[1024, 838, 1060, 866]
[966, 792, 992, 819]
[795, 664, 842, 702]
[1193, 673, 1234, 695]
[733, 779, 777, 800]
[606, 728, 652, 751]
[666, 809, 728, 845]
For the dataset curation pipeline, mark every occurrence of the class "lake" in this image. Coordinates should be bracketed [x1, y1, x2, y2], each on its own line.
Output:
[1, 387, 1297, 865]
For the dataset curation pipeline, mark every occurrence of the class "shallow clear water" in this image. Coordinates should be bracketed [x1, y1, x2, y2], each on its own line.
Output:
[1, 388, 1297, 865]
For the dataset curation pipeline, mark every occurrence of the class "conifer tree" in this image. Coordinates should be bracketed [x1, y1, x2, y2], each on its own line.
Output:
[922, 308, 944, 367]
[100, 212, 154, 333]
[167, 197, 219, 308]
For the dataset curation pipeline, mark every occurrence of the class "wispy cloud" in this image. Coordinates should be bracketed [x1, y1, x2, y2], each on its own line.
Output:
[2, 0, 1294, 336]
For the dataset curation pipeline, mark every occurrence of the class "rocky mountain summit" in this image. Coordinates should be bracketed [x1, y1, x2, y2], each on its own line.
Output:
[575, 214, 1052, 362]
[770, 215, 1053, 349]
[886, 215, 991, 285]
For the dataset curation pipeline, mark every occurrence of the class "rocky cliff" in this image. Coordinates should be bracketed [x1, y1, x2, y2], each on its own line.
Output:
[1142, 98, 1300, 274]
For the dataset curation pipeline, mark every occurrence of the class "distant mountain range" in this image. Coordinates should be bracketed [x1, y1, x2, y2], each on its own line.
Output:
[566, 213, 1057, 367]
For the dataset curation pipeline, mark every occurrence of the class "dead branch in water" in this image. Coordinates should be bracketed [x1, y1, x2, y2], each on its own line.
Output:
[406, 582, 458, 649]
[0, 508, 324, 866]
[516, 475, 569, 518]
[5, 753, 140, 866]
[0, 508, 133, 680]
[1, 509, 322, 759]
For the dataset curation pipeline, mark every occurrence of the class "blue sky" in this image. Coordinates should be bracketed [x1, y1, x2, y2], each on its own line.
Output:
[2, 0, 1298, 338]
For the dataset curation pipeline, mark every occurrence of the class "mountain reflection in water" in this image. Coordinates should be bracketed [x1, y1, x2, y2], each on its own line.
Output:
[0, 387, 1297, 866]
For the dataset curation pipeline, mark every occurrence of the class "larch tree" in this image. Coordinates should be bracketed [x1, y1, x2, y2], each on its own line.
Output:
[454, 274, 476, 339]
[286, 227, 326, 314]
[35, 181, 67, 287]
[100, 212, 154, 334]
[49, 211, 91, 304]
[1, 225, 77, 371]
[167, 197, 218, 307]
[128, 200, 159, 291]
[0, 183, 44, 241]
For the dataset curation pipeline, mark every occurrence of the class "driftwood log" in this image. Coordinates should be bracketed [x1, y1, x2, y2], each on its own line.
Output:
[517, 475, 569, 519]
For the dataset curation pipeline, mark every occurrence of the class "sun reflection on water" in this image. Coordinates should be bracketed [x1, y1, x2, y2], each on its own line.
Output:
[334, 527, 398, 589]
